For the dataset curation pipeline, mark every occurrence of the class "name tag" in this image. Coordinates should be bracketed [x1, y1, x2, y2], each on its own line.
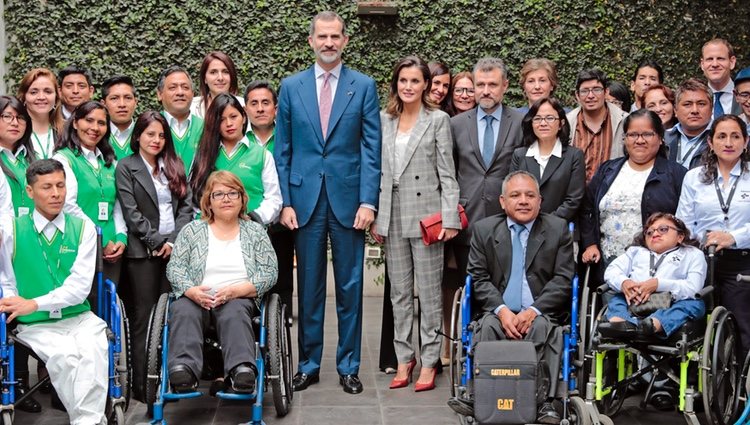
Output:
[17, 207, 29, 216]
[49, 309, 62, 319]
[98, 202, 109, 221]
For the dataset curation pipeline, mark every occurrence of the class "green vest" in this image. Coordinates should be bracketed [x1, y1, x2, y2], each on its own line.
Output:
[162, 112, 204, 173]
[12, 213, 90, 324]
[110, 132, 133, 160]
[215, 138, 264, 213]
[246, 128, 275, 154]
[57, 148, 119, 246]
[1, 149, 33, 216]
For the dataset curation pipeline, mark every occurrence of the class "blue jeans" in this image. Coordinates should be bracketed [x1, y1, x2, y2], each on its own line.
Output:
[606, 293, 706, 337]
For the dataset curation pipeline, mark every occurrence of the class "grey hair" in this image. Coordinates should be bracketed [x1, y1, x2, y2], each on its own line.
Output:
[473, 57, 508, 80]
[309, 11, 346, 37]
[156, 65, 192, 92]
[501, 170, 540, 197]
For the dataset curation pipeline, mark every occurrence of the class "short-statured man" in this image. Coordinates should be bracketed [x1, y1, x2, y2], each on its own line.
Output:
[567, 69, 627, 183]
[0, 159, 108, 424]
[58, 66, 94, 120]
[450, 57, 524, 276]
[102, 75, 138, 159]
[157, 66, 204, 172]
[274, 11, 381, 395]
[665, 79, 713, 169]
[701, 38, 741, 119]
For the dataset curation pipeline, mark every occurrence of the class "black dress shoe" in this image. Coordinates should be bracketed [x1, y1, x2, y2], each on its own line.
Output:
[339, 374, 363, 394]
[598, 321, 638, 339]
[15, 374, 42, 413]
[447, 397, 474, 416]
[638, 318, 660, 337]
[169, 365, 198, 393]
[292, 372, 319, 391]
[537, 401, 561, 424]
[230, 364, 257, 394]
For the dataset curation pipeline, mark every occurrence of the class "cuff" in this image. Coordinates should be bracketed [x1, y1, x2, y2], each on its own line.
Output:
[116, 233, 128, 246]
[493, 305, 506, 315]
[529, 306, 542, 316]
[360, 203, 377, 212]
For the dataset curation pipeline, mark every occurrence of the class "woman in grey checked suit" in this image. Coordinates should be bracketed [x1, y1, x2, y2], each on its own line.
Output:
[370, 56, 460, 392]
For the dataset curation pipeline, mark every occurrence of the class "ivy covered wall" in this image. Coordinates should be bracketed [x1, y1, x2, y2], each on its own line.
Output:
[5, 0, 750, 110]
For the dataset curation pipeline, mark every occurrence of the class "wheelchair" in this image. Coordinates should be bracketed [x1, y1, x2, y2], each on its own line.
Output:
[447, 269, 611, 425]
[584, 249, 742, 425]
[0, 227, 131, 424]
[144, 290, 294, 425]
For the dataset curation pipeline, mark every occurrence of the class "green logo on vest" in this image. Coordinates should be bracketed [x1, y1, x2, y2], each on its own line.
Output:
[60, 245, 76, 254]
[238, 162, 251, 170]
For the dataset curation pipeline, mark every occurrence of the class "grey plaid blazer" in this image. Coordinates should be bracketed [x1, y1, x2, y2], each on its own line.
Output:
[374, 107, 460, 239]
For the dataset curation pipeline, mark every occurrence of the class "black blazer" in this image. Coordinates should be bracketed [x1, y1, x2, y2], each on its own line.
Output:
[468, 212, 574, 324]
[115, 154, 194, 259]
[510, 144, 586, 222]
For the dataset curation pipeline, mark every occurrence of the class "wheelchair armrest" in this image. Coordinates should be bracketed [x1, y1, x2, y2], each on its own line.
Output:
[596, 283, 610, 294]
[695, 286, 714, 299]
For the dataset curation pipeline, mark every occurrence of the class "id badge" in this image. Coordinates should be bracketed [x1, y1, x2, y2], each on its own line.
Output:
[49, 309, 62, 319]
[98, 202, 109, 221]
[17, 207, 29, 216]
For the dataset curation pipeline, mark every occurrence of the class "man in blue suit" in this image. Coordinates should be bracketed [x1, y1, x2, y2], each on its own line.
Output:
[274, 10, 381, 395]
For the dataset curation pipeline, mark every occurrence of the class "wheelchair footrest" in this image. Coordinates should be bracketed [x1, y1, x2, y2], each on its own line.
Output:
[216, 391, 255, 401]
[163, 391, 202, 401]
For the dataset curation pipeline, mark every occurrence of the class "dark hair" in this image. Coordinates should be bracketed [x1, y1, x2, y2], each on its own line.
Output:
[632, 212, 700, 248]
[521, 97, 570, 147]
[674, 78, 712, 106]
[445, 71, 474, 117]
[156, 66, 191, 92]
[606, 81, 632, 112]
[622, 109, 667, 158]
[631, 60, 664, 84]
[198, 51, 239, 111]
[428, 61, 452, 110]
[385, 56, 435, 117]
[243, 80, 278, 105]
[101, 75, 135, 99]
[26, 158, 65, 185]
[16, 68, 64, 133]
[640, 84, 677, 128]
[130, 111, 189, 199]
[575, 69, 608, 92]
[58, 65, 93, 87]
[55, 101, 115, 167]
[699, 114, 750, 184]
[0, 96, 36, 182]
[190, 93, 248, 205]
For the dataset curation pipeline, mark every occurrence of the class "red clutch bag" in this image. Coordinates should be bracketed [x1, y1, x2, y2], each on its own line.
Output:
[419, 205, 469, 246]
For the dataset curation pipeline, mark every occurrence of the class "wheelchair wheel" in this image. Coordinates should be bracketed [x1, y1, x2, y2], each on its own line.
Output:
[1, 411, 11, 425]
[448, 286, 463, 398]
[267, 293, 293, 416]
[106, 297, 132, 423]
[598, 414, 614, 425]
[701, 306, 741, 425]
[145, 293, 170, 410]
[569, 395, 593, 425]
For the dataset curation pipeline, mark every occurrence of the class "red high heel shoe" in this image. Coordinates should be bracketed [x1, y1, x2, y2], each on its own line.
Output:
[389, 359, 417, 389]
[414, 367, 437, 392]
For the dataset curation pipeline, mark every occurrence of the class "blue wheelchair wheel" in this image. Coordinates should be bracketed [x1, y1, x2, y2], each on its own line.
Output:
[106, 296, 131, 424]
[266, 293, 293, 416]
[145, 293, 170, 415]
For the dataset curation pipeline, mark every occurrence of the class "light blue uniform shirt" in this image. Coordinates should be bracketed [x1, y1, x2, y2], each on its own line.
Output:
[670, 124, 710, 168]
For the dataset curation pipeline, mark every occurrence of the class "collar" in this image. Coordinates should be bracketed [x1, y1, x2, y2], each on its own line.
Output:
[140, 153, 165, 176]
[62, 106, 73, 119]
[314, 62, 342, 81]
[221, 135, 251, 154]
[162, 110, 192, 129]
[711, 79, 735, 94]
[477, 105, 503, 122]
[110, 120, 135, 138]
[249, 125, 275, 146]
[32, 209, 65, 234]
[506, 216, 536, 233]
[0, 144, 26, 159]
[672, 123, 710, 141]
[525, 139, 562, 158]
[80, 145, 103, 161]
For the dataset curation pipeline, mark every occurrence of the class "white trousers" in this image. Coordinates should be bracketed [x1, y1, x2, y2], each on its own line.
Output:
[17, 311, 108, 425]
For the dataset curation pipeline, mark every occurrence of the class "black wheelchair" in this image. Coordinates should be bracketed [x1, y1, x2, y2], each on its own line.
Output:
[144, 290, 293, 425]
[584, 249, 742, 425]
[0, 227, 131, 424]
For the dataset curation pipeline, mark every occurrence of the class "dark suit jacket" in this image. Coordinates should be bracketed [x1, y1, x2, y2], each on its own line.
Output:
[510, 144, 586, 222]
[115, 154, 194, 259]
[451, 106, 523, 245]
[665, 127, 709, 170]
[469, 212, 574, 324]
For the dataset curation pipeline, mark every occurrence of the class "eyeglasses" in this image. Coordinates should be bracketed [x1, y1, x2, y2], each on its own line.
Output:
[210, 191, 241, 201]
[625, 131, 657, 142]
[577, 87, 605, 97]
[735, 91, 750, 102]
[453, 87, 475, 96]
[644, 225, 678, 237]
[532, 115, 559, 124]
[608, 99, 623, 107]
[0, 113, 26, 124]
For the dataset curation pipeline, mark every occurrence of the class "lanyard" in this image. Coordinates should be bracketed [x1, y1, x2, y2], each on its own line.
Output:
[82, 154, 107, 200]
[676, 138, 700, 166]
[32, 129, 52, 159]
[1, 150, 29, 207]
[32, 225, 63, 288]
[714, 170, 742, 225]
[649, 246, 680, 277]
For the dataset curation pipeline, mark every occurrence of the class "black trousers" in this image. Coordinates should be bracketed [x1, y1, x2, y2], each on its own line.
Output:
[123, 256, 170, 401]
[168, 297, 257, 379]
[716, 250, 750, 357]
[269, 225, 295, 320]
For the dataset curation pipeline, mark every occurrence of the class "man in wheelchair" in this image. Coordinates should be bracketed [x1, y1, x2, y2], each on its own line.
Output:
[0, 159, 109, 425]
[448, 171, 574, 424]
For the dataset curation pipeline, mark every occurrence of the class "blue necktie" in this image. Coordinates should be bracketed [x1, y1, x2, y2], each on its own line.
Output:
[482, 115, 495, 168]
[714, 91, 725, 119]
[504, 223, 525, 313]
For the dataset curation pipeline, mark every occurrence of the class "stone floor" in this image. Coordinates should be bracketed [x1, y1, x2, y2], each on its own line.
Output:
[16, 295, 704, 425]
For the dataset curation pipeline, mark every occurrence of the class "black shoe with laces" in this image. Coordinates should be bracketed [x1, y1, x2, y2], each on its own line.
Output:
[537, 401, 561, 424]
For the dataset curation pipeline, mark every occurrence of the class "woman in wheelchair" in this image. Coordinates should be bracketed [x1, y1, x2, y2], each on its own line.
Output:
[598, 212, 707, 340]
[165, 170, 277, 394]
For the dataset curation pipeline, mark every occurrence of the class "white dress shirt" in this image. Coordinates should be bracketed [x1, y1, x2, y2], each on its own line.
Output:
[525, 139, 563, 176]
[163, 110, 194, 138]
[141, 155, 175, 235]
[0, 159, 15, 219]
[711, 80, 735, 118]
[110, 121, 134, 146]
[0, 210, 96, 311]
[314, 62, 342, 103]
